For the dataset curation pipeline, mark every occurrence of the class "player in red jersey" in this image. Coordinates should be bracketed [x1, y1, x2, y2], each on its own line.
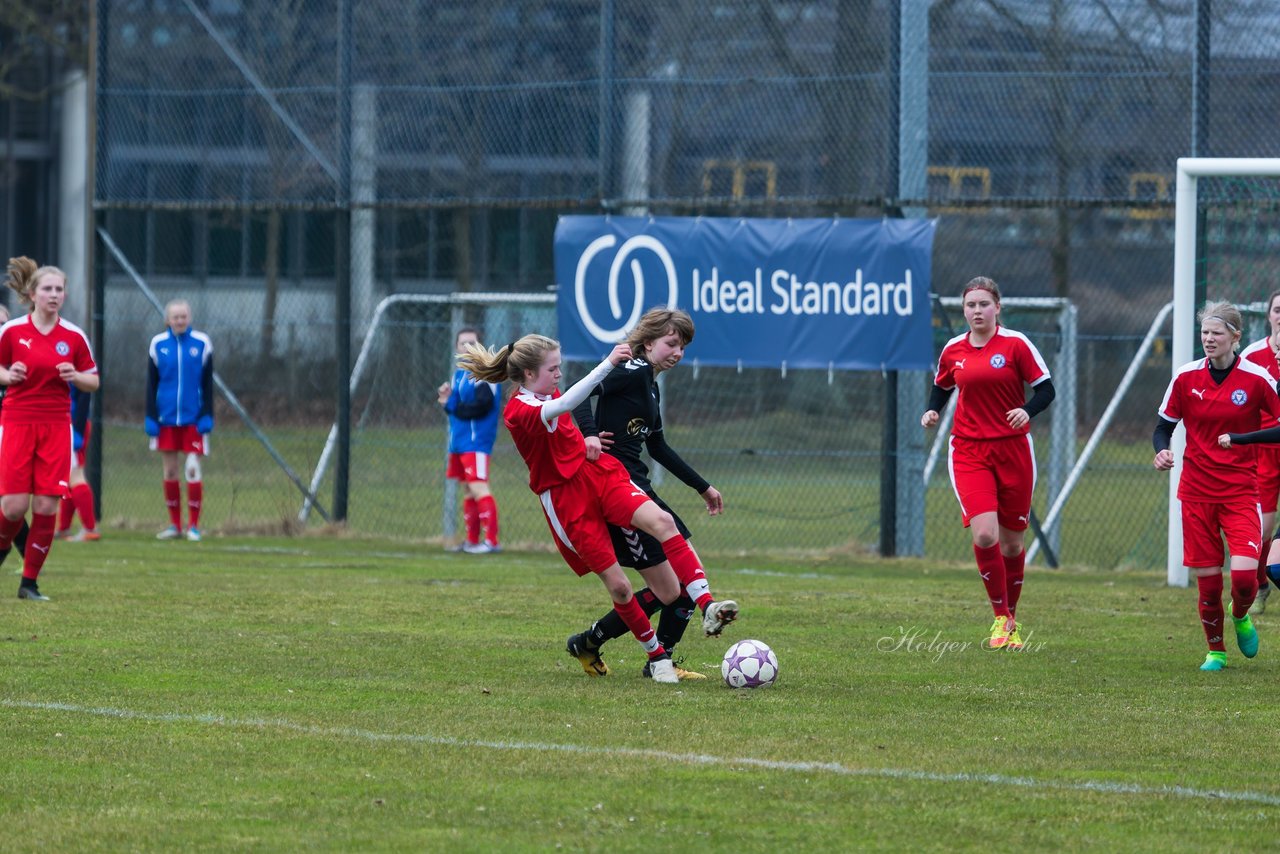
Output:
[458, 334, 739, 685]
[1155, 301, 1280, 671]
[0, 257, 99, 601]
[1238, 289, 1280, 615]
[922, 277, 1055, 651]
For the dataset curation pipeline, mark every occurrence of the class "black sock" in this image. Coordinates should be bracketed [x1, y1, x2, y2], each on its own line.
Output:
[657, 595, 696, 654]
[587, 587, 662, 647]
[14, 520, 27, 557]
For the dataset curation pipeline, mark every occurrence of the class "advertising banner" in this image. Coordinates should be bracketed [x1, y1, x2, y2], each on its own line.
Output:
[554, 216, 936, 370]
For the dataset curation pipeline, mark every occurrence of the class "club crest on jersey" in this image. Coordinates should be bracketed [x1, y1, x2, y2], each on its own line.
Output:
[1231, 389, 1248, 406]
[55, 341, 70, 356]
[989, 354, 1007, 369]
[189, 346, 199, 357]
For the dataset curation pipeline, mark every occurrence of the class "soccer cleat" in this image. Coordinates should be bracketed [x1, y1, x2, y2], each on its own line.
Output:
[156, 525, 182, 540]
[67, 529, 101, 543]
[566, 632, 609, 677]
[1229, 605, 1259, 658]
[701, 599, 739, 637]
[1250, 583, 1271, 617]
[1006, 621, 1025, 651]
[55, 528, 75, 541]
[985, 614, 1016, 650]
[17, 582, 48, 602]
[642, 655, 708, 681]
[647, 655, 679, 684]
[463, 541, 493, 554]
[1200, 650, 1228, 671]
[186, 527, 202, 542]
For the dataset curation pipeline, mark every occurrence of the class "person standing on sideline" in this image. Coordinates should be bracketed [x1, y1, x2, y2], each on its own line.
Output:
[56, 384, 100, 541]
[0, 257, 98, 601]
[437, 327, 501, 553]
[565, 308, 723, 681]
[1155, 301, 1280, 671]
[458, 334, 739, 685]
[1239, 290, 1280, 615]
[146, 299, 214, 542]
[921, 277, 1055, 651]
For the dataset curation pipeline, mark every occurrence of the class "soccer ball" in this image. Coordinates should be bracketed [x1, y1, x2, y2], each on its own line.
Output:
[721, 639, 778, 689]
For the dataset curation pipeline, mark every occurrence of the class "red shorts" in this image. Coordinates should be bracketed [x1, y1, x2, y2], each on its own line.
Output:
[446, 451, 490, 483]
[1181, 499, 1262, 569]
[538, 454, 652, 576]
[947, 434, 1036, 530]
[0, 422, 73, 497]
[1258, 447, 1280, 515]
[74, 421, 92, 469]
[151, 425, 208, 456]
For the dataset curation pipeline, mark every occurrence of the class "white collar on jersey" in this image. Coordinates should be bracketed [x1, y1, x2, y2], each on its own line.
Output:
[518, 386, 553, 401]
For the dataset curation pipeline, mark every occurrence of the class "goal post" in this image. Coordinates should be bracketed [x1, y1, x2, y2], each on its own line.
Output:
[1169, 158, 1280, 587]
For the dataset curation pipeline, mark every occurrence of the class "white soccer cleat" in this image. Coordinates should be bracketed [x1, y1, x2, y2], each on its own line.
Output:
[702, 599, 740, 637]
[156, 525, 181, 540]
[463, 542, 494, 554]
[1250, 584, 1271, 617]
[647, 657, 679, 684]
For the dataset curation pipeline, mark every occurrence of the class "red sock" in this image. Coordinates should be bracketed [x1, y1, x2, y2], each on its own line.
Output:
[187, 482, 203, 529]
[22, 512, 56, 581]
[612, 595, 664, 657]
[478, 495, 499, 546]
[1257, 540, 1272, 589]
[71, 483, 97, 532]
[0, 514, 23, 551]
[1197, 573, 1226, 652]
[164, 479, 182, 528]
[1230, 569, 1259, 619]
[660, 535, 713, 610]
[974, 543, 1010, 617]
[1004, 550, 1026, 616]
[463, 497, 480, 545]
[56, 497, 74, 534]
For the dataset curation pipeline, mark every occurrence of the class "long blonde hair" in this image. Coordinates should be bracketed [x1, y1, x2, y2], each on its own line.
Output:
[6, 256, 66, 308]
[458, 333, 559, 384]
[626, 307, 695, 357]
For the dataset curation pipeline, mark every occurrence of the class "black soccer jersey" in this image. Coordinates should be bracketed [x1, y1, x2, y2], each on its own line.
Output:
[572, 357, 710, 495]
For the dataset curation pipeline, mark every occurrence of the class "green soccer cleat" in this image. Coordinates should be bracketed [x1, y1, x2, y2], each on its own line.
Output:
[1200, 651, 1227, 671]
[1006, 622, 1025, 651]
[1229, 606, 1259, 659]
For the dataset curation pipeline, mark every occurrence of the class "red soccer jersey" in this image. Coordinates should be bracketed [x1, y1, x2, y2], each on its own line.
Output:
[1159, 357, 1280, 502]
[933, 326, 1051, 440]
[504, 388, 585, 493]
[0, 315, 97, 425]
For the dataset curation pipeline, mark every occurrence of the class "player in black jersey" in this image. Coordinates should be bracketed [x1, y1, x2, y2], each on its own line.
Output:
[565, 308, 733, 680]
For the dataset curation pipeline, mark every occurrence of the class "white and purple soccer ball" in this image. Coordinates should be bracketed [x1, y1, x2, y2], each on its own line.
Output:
[721, 639, 778, 689]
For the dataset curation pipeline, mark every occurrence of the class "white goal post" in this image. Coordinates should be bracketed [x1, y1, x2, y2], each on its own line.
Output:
[1168, 158, 1280, 587]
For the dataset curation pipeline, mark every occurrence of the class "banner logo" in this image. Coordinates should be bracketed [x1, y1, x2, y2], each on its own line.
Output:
[574, 234, 678, 343]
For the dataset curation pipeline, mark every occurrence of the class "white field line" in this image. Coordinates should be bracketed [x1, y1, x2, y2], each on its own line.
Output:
[5, 699, 1278, 806]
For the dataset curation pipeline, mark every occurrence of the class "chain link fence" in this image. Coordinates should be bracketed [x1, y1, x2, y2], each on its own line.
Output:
[89, 0, 1280, 567]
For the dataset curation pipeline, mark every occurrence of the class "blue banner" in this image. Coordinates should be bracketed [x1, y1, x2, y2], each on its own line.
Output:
[554, 216, 936, 371]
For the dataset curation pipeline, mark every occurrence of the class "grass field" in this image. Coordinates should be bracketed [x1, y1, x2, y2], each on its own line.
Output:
[3, 533, 1278, 852]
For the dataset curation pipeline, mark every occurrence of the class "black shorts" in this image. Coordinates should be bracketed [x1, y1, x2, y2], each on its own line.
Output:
[608, 490, 692, 570]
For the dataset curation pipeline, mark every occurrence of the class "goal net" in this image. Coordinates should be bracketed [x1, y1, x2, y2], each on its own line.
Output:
[1168, 158, 1280, 585]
